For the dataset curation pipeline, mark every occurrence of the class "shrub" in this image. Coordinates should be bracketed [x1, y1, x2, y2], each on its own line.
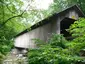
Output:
[28, 18, 85, 64]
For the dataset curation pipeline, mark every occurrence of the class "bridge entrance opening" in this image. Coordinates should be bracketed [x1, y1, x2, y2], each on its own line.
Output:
[60, 18, 75, 40]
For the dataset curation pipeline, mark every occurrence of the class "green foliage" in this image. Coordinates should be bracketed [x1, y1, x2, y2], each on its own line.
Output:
[69, 18, 85, 37]
[65, 0, 85, 14]
[0, 25, 15, 61]
[46, 0, 85, 18]
[48, 34, 66, 48]
[28, 18, 85, 64]
[0, 0, 26, 61]
[28, 33, 85, 64]
[32, 38, 47, 47]
[0, 0, 85, 63]
[68, 18, 85, 53]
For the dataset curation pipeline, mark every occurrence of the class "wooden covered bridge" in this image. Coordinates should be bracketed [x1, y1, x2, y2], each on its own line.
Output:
[14, 5, 84, 49]
[3, 5, 85, 64]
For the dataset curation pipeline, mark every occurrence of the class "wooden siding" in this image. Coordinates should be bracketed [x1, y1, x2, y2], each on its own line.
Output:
[14, 6, 83, 48]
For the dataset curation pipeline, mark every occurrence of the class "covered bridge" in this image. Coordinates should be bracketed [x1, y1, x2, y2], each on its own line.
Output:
[14, 5, 85, 49]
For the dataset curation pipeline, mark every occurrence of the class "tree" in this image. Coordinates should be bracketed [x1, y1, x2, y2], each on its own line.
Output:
[28, 18, 85, 64]
[0, 0, 53, 61]
[28, 34, 85, 64]
[68, 18, 85, 53]
[0, 0, 30, 61]
[46, 0, 85, 17]
[64, 0, 85, 14]
[0, 0, 85, 62]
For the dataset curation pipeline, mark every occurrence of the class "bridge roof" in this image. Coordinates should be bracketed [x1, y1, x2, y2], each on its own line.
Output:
[14, 5, 85, 38]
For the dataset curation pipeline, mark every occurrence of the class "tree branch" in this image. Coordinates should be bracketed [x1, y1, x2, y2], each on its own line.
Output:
[6, 4, 16, 14]
[0, 3, 30, 28]
[1, 15, 22, 26]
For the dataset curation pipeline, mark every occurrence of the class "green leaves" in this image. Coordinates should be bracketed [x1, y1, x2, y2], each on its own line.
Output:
[28, 33, 85, 64]
[68, 18, 85, 55]
[49, 34, 67, 48]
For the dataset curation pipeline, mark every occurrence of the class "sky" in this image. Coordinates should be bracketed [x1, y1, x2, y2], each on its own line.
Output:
[33, 0, 53, 10]
[21, 0, 53, 10]
[20, 0, 54, 25]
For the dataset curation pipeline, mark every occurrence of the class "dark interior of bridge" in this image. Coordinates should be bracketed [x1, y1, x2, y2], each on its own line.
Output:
[60, 18, 75, 40]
